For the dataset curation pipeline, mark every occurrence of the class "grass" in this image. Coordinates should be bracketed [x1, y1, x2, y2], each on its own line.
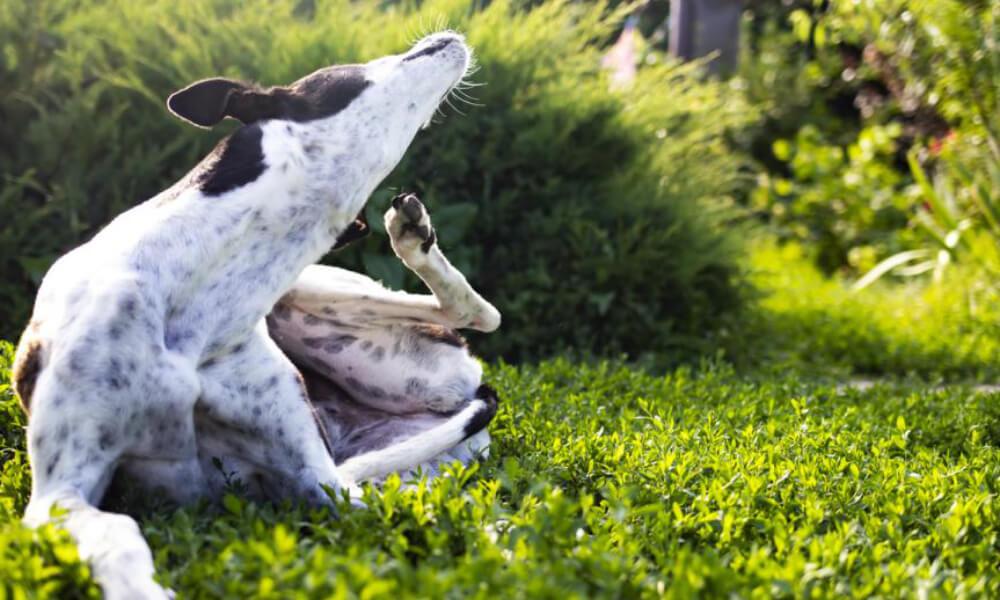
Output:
[3, 331, 1000, 598]
[726, 242, 1000, 381]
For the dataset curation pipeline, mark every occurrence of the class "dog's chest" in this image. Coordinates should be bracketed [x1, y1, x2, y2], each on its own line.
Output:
[154, 202, 337, 353]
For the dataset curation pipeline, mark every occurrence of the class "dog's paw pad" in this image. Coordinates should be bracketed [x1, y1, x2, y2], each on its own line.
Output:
[387, 192, 436, 256]
[395, 193, 425, 223]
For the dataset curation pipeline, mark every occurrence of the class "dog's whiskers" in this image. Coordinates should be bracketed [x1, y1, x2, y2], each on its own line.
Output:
[450, 87, 483, 106]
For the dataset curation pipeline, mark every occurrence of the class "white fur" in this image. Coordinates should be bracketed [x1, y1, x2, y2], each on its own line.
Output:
[15, 32, 500, 599]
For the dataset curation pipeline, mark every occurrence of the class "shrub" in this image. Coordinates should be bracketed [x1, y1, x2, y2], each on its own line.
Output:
[0, 0, 751, 361]
[740, 0, 999, 276]
[752, 123, 917, 274]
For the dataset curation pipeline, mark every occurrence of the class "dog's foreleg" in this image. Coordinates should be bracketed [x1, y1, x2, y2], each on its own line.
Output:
[25, 491, 168, 600]
[196, 324, 354, 503]
[24, 423, 167, 600]
[21, 336, 195, 599]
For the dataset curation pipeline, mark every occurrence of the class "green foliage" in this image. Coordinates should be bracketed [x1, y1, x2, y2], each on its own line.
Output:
[819, 0, 999, 136]
[0, 0, 750, 361]
[853, 113, 1000, 288]
[754, 123, 916, 274]
[741, 0, 1000, 277]
[0, 342, 29, 522]
[4, 341, 1000, 596]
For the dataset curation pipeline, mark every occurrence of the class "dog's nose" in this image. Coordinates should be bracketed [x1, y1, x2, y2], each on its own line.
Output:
[403, 33, 465, 62]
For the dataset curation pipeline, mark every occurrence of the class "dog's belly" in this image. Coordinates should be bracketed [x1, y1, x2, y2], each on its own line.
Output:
[113, 456, 210, 506]
[116, 433, 312, 505]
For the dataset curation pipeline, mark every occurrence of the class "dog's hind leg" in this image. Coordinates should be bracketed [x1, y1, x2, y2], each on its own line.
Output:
[268, 193, 502, 484]
[298, 367, 497, 485]
[284, 193, 500, 333]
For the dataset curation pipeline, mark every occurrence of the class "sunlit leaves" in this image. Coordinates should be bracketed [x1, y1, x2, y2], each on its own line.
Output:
[4, 340, 1000, 596]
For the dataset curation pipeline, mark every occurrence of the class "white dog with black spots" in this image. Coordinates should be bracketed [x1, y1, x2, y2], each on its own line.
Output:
[12, 32, 501, 599]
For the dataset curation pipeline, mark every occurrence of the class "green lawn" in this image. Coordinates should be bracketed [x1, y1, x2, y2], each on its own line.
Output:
[3, 339, 1000, 598]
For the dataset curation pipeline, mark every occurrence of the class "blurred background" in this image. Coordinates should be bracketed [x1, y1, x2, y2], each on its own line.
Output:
[1, 0, 997, 378]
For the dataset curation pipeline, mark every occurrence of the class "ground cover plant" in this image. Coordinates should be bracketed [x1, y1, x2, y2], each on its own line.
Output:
[3, 341, 1000, 597]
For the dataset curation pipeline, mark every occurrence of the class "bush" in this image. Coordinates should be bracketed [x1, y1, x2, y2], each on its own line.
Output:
[739, 0, 998, 276]
[752, 123, 917, 274]
[0, 0, 751, 362]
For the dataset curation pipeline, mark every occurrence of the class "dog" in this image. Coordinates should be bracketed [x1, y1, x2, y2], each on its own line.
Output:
[10, 32, 501, 599]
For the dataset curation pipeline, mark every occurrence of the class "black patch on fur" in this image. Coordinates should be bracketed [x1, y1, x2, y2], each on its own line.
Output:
[420, 228, 436, 253]
[403, 222, 430, 240]
[12, 335, 43, 414]
[119, 296, 138, 318]
[412, 324, 466, 348]
[303, 334, 358, 354]
[98, 426, 116, 451]
[391, 192, 409, 210]
[463, 384, 500, 437]
[271, 302, 292, 321]
[332, 210, 370, 250]
[399, 194, 423, 222]
[168, 66, 369, 129]
[105, 358, 129, 390]
[285, 65, 370, 122]
[405, 377, 428, 396]
[196, 123, 266, 197]
[46, 450, 62, 476]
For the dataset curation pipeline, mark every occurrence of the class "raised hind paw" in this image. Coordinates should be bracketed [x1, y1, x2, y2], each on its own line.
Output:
[385, 192, 437, 267]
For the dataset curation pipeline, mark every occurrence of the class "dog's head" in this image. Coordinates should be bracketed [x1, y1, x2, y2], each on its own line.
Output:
[167, 31, 471, 177]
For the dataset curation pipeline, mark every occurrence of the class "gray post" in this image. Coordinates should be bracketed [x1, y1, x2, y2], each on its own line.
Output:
[669, 0, 743, 75]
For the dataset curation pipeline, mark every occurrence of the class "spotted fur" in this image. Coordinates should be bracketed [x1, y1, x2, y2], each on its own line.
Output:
[15, 33, 500, 600]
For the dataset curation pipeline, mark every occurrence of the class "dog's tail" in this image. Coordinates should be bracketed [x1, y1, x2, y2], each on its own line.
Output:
[336, 384, 498, 484]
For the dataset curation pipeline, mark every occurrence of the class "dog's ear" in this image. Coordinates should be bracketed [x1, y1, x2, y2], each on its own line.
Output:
[167, 78, 283, 128]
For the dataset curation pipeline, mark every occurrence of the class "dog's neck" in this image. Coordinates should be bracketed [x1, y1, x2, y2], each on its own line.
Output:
[128, 117, 409, 355]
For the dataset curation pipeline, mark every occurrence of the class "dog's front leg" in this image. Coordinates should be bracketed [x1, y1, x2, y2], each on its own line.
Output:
[25, 492, 168, 600]
[196, 324, 351, 504]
